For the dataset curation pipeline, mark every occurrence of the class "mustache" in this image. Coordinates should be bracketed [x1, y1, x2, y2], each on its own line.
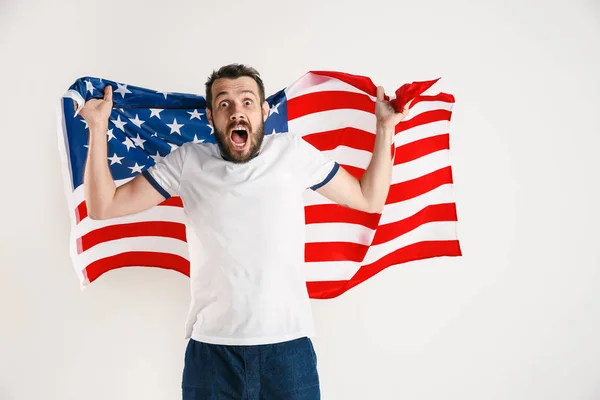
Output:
[227, 120, 251, 131]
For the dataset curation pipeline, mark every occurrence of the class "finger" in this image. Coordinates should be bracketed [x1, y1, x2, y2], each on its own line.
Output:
[104, 85, 113, 102]
[376, 86, 384, 102]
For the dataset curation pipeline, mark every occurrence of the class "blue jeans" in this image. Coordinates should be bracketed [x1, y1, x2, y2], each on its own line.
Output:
[182, 336, 320, 399]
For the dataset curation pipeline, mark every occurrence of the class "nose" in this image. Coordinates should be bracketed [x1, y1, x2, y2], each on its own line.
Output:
[229, 103, 246, 122]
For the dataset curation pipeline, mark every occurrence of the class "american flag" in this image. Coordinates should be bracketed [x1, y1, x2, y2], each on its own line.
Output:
[57, 71, 462, 299]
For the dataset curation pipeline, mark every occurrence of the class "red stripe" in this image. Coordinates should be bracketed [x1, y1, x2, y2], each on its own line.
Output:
[76, 201, 87, 223]
[307, 72, 455, 107]
[396, 109, 451, 133]
[77, 221, 187, 253]
[417, 93, 455, 104]
[161, 197, 184, 207]
[84, 252, 190, 284]
[287, 91, 374, 121]
[372, 203, 458, 246]
[304, 204, 381, 230]
[309, 71, 379, 98]
[303, 127, 375, 152]
[306, 240, 462, 299]
[394, 134, 450, 164]
[304, 202, 457, 242]
[75, 196, 183, 224]
[300, 111, 451, 156]
[305, 242, 368, 263]
[387, 166, 454, 204]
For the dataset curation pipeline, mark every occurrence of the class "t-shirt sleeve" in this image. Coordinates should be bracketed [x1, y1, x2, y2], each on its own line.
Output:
[293, 132, 340, 190]
[141, 144, 189, 199]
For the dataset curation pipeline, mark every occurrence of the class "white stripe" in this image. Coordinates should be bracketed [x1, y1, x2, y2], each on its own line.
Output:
[364, 221, 457, 264]
[401, 100, 453, 122]
[289, 109, 376, 136]
[76, 237, 190, 272]
[380, 184, 456, 225]
[75, 206, 187, 237]
[392, 149, 450, 183]
[322, 146, 372, 169]
[395, 120, 450, 147]
[64, 89, 86, 117]
[305, 222, 375, 245]
[56, 99, 86, 287]
[304, 221, 458, 281]
[302, 189, 335, 206]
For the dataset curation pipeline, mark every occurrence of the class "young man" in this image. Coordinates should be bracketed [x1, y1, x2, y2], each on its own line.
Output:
[79, 64, 410, 399]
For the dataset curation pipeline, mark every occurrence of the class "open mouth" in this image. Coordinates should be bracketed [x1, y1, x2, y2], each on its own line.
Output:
[229, 125, 249, 149]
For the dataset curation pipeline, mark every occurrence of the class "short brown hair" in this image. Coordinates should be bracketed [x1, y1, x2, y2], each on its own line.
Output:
[205, 64, 265, 111]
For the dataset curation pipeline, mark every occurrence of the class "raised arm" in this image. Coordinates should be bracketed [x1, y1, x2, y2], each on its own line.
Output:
[80, 85, 166, 220]
[316, 86, 411, 213]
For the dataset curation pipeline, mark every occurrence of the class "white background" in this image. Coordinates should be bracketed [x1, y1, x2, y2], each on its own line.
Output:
[1, 0, 599, 399]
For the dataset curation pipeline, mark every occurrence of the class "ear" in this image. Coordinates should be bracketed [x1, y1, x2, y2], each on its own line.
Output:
[206, 107, 213, 126]
[262, 101, 269, 122]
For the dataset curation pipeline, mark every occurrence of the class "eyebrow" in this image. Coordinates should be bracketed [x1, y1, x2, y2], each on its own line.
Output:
[214, 90, 257, 101]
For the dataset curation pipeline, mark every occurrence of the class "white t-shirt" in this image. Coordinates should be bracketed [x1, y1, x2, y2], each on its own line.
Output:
[142, 132, 339, 345]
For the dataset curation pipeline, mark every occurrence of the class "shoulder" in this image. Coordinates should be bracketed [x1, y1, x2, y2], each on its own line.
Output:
[179, 141, 219, 158]
[266, 131, 301, 149]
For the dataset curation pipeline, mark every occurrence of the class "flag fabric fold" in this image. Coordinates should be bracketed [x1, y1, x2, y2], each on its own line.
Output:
[56, 70, 461, 299]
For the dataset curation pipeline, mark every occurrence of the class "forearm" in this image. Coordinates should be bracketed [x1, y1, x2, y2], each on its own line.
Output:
[359, 123, 394, 213]
[83, 123, 116, 219]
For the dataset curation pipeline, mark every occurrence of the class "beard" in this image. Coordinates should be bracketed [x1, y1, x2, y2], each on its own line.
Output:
[214, 119, 265, 164]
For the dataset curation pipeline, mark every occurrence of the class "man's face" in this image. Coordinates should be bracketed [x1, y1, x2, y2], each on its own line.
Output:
[207, 77, 269, 163]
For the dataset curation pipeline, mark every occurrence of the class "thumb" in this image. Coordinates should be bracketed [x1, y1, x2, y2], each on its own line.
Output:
[376, 86, 385, 102]
[104, 85, 113, 103]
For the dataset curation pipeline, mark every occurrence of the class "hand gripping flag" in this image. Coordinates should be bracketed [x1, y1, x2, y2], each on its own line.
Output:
[57, 71, 462, 299]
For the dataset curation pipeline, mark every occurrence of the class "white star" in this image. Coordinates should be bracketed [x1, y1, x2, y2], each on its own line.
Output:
[271, 128, 282, 135]
[108, 153, 124, 165]
[269, 102, 280, 116]
[152, 132, 158, 137]
[106, 128, 116, 141]
[128, 162, 145, 174]
[85, 80, 94, 94]
[80, 118, 88, 129]
[149, 108, 163, 119]
[150, 151, 163, 163]
[129, 114, 145, 128]
[167, 118, 184, 135]
[111, 115, 127, 131]
[156, 90, 171, 99]
[188, 109, 203, 120]
[192, 134, 204, 144]
[132, 133, 146, 149]
[114, 83, 132, 98]
[168, 142, 179, 152]
[122, 136, 135, 151]
[208, 124, 214, 135]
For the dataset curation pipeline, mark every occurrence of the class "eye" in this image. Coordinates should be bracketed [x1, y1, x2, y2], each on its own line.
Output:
[219, 101, 229, 108]
[244, 99, 253, 106]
